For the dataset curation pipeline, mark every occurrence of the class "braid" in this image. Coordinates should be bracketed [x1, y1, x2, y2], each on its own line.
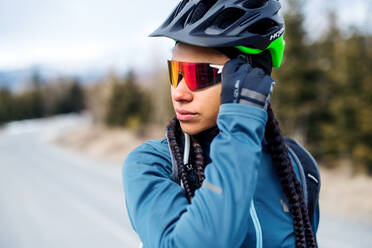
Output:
[191, 136, 206, 187]
[295, 173, 318, 247]
[166, 117, 193, 202]
[166, 118, 210, 202]
[265, 104, 317, 248]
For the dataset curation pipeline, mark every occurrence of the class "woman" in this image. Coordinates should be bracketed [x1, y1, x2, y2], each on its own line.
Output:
[122, 0, 320, 247]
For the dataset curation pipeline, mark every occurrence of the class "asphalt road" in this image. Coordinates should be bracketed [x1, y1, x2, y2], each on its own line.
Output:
[0, 115, 140, 248]
[1, 114, 371, 248]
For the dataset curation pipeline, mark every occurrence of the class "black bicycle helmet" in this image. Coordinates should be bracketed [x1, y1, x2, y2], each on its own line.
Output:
[150, 0, 285, 68]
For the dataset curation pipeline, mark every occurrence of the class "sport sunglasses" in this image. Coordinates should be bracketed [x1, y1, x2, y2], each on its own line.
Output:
[167, 60, 224, 91]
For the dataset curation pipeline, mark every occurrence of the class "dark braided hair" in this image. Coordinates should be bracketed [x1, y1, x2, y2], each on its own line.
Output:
[167, 118, 194, 200]
[166, 103, 317, 247]
[191, 135, 206, 186]
[265, 104, 317, 247]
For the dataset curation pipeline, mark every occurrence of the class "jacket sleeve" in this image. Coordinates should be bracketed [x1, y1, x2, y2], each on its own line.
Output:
[122, 104, 268, 247]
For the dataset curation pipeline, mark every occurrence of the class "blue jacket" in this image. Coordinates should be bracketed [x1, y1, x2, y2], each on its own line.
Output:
[122, 104, 319, 247]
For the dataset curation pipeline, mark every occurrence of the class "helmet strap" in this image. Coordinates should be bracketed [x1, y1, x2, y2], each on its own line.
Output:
[215, 47, 253, 64]
[214, 47, 242, 59]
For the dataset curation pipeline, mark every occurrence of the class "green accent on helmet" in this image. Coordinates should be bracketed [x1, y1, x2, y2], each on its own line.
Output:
[235, 34, 285, 68]
[234, 46, 262, 54]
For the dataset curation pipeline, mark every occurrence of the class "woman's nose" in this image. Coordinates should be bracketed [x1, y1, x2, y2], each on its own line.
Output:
[172, 78, 193, 102]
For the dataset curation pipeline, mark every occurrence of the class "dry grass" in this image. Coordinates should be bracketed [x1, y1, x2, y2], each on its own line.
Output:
[54, 123, 165, 163]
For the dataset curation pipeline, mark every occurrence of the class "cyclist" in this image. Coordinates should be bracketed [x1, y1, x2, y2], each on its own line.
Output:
[122, 0, 320, 247]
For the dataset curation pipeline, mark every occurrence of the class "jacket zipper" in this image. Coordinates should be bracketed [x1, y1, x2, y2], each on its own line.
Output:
[250, 201, 263, 248]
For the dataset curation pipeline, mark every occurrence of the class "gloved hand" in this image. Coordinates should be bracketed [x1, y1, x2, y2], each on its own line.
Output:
[249, 50, 272, 75]
[220, 57, 275, 110]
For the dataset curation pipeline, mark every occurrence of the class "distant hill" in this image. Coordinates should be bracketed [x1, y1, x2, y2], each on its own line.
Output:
[0, 65, 108, 92]
[0, 68, 33, 91]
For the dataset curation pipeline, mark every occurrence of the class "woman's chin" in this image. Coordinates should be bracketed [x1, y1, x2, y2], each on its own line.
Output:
[179, 120, 215, 136]
[179, 121, 204, 136]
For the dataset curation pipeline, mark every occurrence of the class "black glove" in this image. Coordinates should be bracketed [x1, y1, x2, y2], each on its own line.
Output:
[220, 57, 275, 110]
[249, 50, 272, 75]
[215, 47, 272, 75]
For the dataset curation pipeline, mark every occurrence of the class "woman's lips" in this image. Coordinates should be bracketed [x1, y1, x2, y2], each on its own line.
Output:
[176, 109, 197, 121]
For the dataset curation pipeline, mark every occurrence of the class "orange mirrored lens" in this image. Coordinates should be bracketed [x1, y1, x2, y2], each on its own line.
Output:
[168, 60, 180, 88]
[167, 60, 222, 91]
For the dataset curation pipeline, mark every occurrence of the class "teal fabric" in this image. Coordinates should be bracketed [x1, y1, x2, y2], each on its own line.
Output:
[122, 103, 319, 247]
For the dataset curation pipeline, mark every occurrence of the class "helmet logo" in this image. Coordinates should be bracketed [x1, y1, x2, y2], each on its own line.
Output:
[270, 26, 284, 41]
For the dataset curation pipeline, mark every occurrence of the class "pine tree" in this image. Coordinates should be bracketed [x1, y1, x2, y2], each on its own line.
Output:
[272, 0, 323, 144]
[105, 70, 152, 128]
[0, 87, 13, 124]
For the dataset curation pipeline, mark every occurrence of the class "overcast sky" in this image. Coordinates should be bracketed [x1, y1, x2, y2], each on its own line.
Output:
[0, 0, 370, 73]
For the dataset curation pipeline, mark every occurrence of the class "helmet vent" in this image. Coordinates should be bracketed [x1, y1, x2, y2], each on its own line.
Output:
[162, 0, 190, 28]
[174, 7, 195, 30]
[176, 0, 190, 16]
[213, 8, 245, 29]
[243, 0, 268, 9]
[189, 0, 217, 24]
[244, 18, 278, 35]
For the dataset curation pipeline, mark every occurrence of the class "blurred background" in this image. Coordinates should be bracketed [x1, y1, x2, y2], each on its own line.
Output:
[0, 0, 371, 247]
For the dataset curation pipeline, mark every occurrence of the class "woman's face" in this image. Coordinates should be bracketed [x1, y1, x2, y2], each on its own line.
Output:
[171, 43, 229, 135]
